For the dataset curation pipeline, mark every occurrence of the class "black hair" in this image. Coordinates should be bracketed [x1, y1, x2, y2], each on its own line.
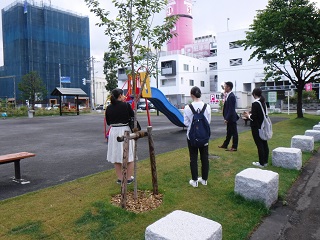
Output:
[252, 88, 265, 103]
[110, 88, 123, 104]
[225, 81, 233, 90]
[190, 86, 201, 98]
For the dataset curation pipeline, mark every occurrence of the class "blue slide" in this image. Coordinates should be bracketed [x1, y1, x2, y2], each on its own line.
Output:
[148, 87, 186, 128]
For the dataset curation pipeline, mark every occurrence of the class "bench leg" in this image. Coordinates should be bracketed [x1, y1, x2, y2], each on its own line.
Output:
[12, 160, 30, 184]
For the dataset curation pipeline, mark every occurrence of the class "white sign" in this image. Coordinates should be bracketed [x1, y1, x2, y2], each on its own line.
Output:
[268, 92, 277, 103]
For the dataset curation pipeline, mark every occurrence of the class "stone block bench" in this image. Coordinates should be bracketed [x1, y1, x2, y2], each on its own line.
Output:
[291, 135, 314, 152]
[305, 130, 320, 142]
[317, 110, 320, 116]
[313, 125, 320, 131]
[272, 147, 302, 170]
[234, 168, 279, 208]
[145, 210, 222, 240]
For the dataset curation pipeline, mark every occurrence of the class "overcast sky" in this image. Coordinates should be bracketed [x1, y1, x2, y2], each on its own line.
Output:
[0, 0, 319, 78]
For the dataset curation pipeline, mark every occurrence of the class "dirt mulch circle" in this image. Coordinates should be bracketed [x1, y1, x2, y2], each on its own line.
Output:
[111, 190, 163, 213]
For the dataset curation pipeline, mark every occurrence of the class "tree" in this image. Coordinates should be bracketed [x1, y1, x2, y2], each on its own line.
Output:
[103, 52, 119, 92]
[241, 0, 320, 118]
[18, 71, 47, 110]
[85, 0, 177, 200]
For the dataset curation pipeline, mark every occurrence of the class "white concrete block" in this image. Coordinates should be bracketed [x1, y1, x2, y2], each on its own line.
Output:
[272, 147, 302, 170]
[316, 111, 320, 116]
[291, 135, 314, 152]
[313, 125, 320, 131]
[145, 210, 222, 240]
[305, 130, 320, 142]
[234, 168, 279, 208]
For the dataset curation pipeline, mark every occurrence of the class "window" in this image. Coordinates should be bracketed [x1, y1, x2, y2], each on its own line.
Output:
[209, 62, 217, 70]
[230, 58, 242, 66]
[189, 79, 194, 86]
[229, 41, 242, 49]
[183, 64, 189, 71]
[210, 49, 217, 56]
[200, 81, 205, 87]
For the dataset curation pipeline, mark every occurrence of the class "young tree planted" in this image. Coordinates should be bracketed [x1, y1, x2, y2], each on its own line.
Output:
[85, 0, 177, 200]
[18, 71, 47, 111]
[241, 0, 320, 118]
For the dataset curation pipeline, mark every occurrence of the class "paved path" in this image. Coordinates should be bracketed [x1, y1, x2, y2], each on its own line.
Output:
[250, 150, 320, 240]
[0, 113, 284, 201]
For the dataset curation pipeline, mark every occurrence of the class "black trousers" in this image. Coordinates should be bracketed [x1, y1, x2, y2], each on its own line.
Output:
[251, 127, 269, 165]
[222, 121, 238, 149]
[187, 139, 209, 181]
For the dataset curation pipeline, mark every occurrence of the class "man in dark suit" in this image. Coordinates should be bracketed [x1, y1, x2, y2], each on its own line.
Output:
[219, 81, 239, 151]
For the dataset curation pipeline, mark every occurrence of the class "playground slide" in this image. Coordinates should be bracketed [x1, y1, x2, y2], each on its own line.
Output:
[148, 87, 186, 128]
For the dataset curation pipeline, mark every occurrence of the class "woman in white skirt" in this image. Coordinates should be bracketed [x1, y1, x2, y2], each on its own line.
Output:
[105, 88, 135, 184]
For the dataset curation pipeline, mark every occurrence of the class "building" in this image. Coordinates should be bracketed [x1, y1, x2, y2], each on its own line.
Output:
[0, 0, 90, 106]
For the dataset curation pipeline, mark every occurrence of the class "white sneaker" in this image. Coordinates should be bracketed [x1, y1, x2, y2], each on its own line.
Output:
[198, 177, 207, 186]
[189, 179, 198, 187]
[252, 162, 264, 168]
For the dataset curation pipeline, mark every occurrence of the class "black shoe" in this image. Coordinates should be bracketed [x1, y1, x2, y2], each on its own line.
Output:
[226, 148, 237, 152]
[218, 145, 227, 149]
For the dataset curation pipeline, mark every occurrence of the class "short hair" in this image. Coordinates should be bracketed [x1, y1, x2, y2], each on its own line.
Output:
[190, 86, 201, 98]
[225, 81, 233, 90]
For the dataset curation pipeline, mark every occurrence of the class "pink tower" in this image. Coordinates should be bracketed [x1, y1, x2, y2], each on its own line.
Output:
[166, 0, 194, 51]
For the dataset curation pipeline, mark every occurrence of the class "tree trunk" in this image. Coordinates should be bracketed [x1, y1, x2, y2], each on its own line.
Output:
[120, 130, 130, 209]
[147, 126, 158, 195]
[296, 85, 304, 118]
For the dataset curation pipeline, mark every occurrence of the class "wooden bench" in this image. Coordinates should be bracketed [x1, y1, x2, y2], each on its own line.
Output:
[0, 152, 35, 184]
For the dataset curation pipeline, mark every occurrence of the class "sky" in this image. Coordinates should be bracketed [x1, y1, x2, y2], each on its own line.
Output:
[0, 0, 319, 78]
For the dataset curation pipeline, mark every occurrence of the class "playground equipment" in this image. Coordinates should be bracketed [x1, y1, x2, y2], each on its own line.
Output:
[104, 71, 186, 139]
[125, 72, 185, 127]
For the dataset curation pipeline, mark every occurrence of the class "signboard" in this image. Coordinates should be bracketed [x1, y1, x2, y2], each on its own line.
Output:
[305, 83, 312, 91]
[268, 91, 277, 103]
[60, 76, 71, 83]
[210, 94, 219, 103]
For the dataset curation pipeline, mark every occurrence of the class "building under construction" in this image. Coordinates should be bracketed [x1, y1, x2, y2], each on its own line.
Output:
[0, 0, 90, 104]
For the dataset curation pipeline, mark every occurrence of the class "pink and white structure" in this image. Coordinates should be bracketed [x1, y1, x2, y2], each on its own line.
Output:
[166, 0, 194, 51]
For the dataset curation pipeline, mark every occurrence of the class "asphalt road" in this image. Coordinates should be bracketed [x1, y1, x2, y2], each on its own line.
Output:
[0, 112, 284, 200]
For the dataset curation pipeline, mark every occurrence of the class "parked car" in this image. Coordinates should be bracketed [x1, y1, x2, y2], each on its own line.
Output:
[45, 104, 59, 110]
[96, 104, 105, 110]
[138, 102, 155, 110]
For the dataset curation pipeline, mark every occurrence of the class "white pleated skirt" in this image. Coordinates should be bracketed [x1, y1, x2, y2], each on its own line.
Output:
[107, 125, 135, 163]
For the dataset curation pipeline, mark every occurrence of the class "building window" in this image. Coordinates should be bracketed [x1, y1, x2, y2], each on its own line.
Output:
[229, 41, 242, 49]
[230, 58, 242, 66]
[200, 81, 205, 87]
[209, 62, 217, 70]
[189, 79, 194, 86]
[210, 49, 217, 56]
[183, 64, 189, 71]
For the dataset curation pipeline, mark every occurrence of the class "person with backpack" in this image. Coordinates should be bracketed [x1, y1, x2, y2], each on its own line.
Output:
[242, 88, 269, 168]
[183, 86, 211, 187]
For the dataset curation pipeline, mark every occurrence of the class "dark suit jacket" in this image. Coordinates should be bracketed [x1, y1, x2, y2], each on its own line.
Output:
[223, 92, 239, 123]
[250, 100, 266, 128]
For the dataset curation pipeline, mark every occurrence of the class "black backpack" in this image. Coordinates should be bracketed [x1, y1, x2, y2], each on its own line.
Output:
[188, 104, 211, 147]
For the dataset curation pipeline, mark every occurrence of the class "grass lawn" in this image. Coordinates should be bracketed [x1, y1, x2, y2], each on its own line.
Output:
[0, 114, 319, 240]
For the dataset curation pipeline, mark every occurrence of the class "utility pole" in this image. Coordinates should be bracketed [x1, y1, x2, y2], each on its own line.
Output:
[91, 56, 96, 110]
